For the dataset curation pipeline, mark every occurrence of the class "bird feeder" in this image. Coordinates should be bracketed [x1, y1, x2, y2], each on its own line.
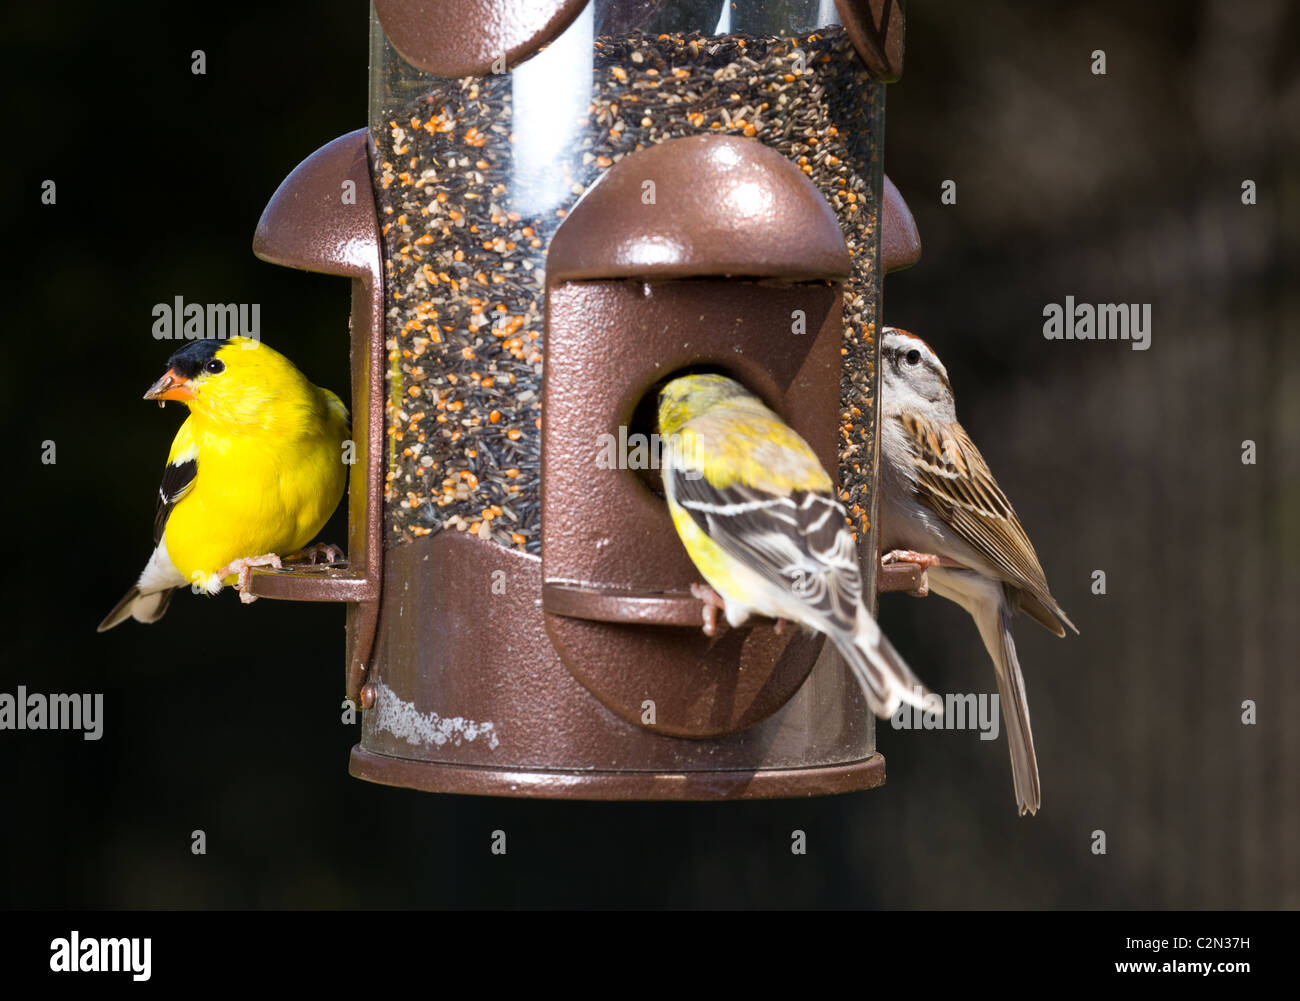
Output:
[249, 0, 921, 799]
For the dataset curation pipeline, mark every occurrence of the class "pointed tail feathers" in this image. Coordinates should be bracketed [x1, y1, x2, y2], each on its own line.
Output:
[832, 608, 939, 719]
[1016, 588, 1078, 638]
[97, 587, 175, 632]
[972, 597, 1041, 816]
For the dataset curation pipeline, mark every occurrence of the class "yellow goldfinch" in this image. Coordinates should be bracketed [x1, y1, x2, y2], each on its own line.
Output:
[658, 373, 936, 718]
[98, 336, 349, 631]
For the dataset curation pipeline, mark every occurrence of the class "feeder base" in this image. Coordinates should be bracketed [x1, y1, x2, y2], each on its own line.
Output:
[349, 746, 885, 801]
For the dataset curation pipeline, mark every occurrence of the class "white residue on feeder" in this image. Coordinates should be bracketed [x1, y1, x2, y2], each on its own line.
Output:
[372, 681, 500, 750]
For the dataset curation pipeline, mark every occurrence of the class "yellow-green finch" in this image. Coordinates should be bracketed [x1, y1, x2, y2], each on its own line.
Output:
[99, 337, 349, 631]
[658, 373, 936, 718]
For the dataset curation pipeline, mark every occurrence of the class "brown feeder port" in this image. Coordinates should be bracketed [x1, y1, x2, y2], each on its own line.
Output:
[248, 0, 921, 799]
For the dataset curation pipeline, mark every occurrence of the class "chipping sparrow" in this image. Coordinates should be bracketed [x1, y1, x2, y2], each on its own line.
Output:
[878, 327, 1077, 816]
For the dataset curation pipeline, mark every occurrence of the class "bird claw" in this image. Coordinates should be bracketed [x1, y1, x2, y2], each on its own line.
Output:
[288, 543, 346, 566]
[217, 553, 284, 604]
[881, 548, 945, 568]
[690, 583, 726, 638]
[881, 549, 961, 598]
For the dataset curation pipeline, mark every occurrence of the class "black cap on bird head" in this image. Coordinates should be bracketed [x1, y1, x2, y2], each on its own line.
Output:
[143, 338, 230, 404]
[165, 338, 226, 378]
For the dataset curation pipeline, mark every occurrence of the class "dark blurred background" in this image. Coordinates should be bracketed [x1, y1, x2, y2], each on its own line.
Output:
[2, 1, 1296, 908]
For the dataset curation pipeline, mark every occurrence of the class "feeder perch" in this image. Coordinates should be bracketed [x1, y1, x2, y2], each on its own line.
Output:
[249, 0, 921, 799]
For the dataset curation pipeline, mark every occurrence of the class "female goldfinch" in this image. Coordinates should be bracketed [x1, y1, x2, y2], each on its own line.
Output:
[658, 373, 936, 718]
[98, 337, 349, 631]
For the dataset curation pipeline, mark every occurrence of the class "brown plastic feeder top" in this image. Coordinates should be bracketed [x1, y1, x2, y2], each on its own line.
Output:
[373, 0, 907, 81]
[835, 0, 905, 81]
[372, 0, 590, 76]
[548, 134, 851, 284]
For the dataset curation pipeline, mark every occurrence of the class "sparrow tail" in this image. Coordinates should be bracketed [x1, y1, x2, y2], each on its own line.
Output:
[974, 591, 1041, 816]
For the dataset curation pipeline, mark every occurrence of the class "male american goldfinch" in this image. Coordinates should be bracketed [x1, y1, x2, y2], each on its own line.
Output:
[658, 373, 936, 718]
[98, 337, 349, 631]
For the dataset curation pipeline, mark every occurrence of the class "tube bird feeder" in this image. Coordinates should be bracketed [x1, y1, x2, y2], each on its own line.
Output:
[249, 0, 921, 799]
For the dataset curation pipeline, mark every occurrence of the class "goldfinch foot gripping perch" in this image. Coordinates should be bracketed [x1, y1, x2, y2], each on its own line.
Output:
[689, 582, 726, 638]
[98, 337, 350, 632]
[658, 373, 939, 720]
[216, 554, 284, 604]
[288, 543, 347, 566]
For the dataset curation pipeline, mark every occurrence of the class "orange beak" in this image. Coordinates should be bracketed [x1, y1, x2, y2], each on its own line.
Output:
[143, 369, 196, 402]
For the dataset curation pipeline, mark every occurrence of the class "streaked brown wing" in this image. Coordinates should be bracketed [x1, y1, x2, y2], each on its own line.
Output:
[897, 411, 1073, 631]
[1017, 590, 1068, 638]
